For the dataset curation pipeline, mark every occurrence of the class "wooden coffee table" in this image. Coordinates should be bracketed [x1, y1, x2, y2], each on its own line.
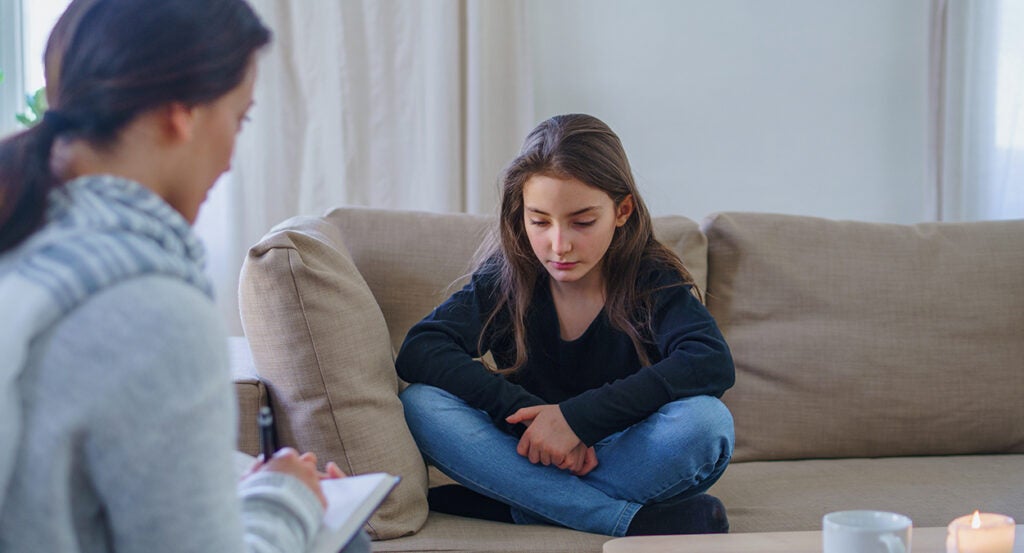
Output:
[603, 525, 1023, 553]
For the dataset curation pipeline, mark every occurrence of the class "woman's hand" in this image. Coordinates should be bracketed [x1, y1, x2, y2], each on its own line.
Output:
[506, 405, 596, 475]
[243, 448, 335, 507]
[297, 451, 347, 480]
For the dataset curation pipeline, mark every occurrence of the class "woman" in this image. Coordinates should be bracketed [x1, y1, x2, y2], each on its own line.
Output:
[0, 1, 366, 551]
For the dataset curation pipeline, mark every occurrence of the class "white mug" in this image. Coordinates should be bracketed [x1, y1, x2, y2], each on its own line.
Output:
[823, 510, 913, 553]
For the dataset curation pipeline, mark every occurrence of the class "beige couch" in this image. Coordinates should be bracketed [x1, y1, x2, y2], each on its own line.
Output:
[231, 207, 1024, 553]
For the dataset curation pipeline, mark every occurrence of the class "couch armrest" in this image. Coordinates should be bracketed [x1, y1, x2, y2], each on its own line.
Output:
[228, 336, 266, 457]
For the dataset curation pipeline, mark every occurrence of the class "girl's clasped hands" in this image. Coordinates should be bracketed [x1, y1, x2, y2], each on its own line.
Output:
[506, 405, 599, 476]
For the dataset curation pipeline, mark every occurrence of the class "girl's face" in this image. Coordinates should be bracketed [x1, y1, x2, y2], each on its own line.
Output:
[522, 174, 633, 291]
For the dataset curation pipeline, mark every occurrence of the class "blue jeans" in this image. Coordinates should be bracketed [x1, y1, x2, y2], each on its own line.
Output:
[399, 384, 734, 537]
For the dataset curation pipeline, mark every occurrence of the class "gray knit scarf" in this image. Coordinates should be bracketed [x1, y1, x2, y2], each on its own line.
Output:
[0, 174, 213, 510]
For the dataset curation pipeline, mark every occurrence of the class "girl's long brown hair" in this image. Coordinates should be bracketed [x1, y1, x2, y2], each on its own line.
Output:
[0, 0, 271, 253]
[478, 114, 697, 373]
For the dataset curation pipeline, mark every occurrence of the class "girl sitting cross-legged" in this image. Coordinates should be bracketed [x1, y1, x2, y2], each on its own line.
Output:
[395, 113, 736, 537]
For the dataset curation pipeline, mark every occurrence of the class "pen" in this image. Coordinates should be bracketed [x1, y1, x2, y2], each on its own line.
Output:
[258, 406, 276, 461]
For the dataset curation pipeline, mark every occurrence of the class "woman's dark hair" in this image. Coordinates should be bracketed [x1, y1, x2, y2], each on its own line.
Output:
[0, 0, 271, 253]
[477, 113, 698, 374]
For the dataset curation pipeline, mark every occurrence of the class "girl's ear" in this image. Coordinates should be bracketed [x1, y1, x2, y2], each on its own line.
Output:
[615, 194, 635, 227]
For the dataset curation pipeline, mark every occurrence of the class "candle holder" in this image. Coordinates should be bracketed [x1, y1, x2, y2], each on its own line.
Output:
[946, 511, 1015, 553]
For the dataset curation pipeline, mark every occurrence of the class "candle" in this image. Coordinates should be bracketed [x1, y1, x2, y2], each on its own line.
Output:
[946, 510, 1015, 553]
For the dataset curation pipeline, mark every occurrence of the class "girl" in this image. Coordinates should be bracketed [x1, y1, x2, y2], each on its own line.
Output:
[396, 114, 736, 537]
[0, 1, 367, 551]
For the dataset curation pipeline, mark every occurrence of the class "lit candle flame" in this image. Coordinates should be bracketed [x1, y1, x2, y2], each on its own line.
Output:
[971, 510, 982, 529]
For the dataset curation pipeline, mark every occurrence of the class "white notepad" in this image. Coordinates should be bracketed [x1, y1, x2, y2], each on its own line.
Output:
[309, 472, 400, 552]
[234, 452, 399, 552]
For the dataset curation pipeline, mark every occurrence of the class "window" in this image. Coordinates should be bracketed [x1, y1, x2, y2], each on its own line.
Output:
[992, 0, 1024, 218]
[0, 0, 71, 136]
[0, 1, 25, 138]
[22, 0, 71, 92]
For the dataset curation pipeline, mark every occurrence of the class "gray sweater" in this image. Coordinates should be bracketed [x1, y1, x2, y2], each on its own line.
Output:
[0, 175, 369, 552]
[0, 275, 330, 552]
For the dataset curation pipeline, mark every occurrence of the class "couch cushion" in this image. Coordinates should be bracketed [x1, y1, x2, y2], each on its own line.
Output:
[372, 512, 610, 553]
[238, 217, 428, 539]
[323, 207, 708, 354]
[708, 455, 1024, 533]
[704, 213, 1024, 462]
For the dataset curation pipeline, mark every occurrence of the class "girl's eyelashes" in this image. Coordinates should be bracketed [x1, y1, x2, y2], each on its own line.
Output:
[528, 219, 597, 227]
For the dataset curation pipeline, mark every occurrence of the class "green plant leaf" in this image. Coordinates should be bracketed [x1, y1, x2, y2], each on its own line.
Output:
[17, 87, 48, 127]
[30, 88, 47, 116]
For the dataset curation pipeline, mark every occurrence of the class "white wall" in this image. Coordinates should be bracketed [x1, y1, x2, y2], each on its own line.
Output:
[525, 0, 932, 224]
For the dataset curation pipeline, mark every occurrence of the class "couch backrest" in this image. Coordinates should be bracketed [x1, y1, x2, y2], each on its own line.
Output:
[704, 212, 1024, 462]
[325, 206, 709, 355]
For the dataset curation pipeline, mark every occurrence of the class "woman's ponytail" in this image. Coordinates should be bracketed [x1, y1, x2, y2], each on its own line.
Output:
[0, 118, 65, 253]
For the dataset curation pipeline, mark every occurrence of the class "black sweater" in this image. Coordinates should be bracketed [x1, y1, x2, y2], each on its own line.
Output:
[394, 266, 735, 446]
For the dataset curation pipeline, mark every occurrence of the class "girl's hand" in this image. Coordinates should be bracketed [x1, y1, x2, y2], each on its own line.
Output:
[563, 443, 599, 476]
[245, 447, 328, 507]
[506, 405, 583, 469]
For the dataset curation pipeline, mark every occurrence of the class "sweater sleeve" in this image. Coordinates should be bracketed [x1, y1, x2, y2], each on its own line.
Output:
[76, 277, 322, 553]
[395, 271, 546, 431]
[559, 273, 736, 446]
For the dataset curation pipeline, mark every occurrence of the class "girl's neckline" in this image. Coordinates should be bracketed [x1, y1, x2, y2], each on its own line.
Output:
[542, 280, 606, 343]
[557, 312, 604, 344]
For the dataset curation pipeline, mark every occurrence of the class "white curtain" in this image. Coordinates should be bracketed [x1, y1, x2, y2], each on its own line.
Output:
[929, 0, 1024, 222]
[195, 0, 535, 334]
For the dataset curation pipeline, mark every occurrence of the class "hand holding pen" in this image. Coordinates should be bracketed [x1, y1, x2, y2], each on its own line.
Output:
[245, 406, 345, 507]
[244, 448, 329, 507]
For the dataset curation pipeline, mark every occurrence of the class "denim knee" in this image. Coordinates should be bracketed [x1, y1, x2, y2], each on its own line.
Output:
[584, 395, 734, 503]
[398, 382, 432, 413]
[669, 396, 734, 493]
[667, 395, 735, 461]
[399, 383, 450, 432]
